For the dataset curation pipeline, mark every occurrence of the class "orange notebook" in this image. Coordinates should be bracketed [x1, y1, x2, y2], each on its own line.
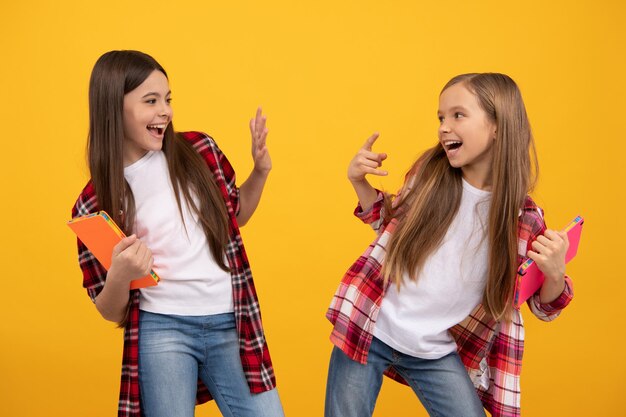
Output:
[68, 211, 160, 290]
[513, 215, 583, 309]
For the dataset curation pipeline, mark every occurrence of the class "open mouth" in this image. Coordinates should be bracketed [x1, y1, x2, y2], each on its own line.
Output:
[443, 140, 462, 151]
[147, 124, 167, 136]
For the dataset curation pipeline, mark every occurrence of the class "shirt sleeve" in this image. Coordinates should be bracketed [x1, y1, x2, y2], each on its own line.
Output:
[215, 141, 240, 216]
[354, 178, 411, 233]
[354, 190, 385, 232]
[76, 238, 108, 303]
[528, 276, 574, 321]
[71, 194, 107, 303]
[521, 206, 575, 321]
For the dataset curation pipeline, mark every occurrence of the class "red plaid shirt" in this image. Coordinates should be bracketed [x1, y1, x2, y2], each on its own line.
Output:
[327, 191, 573, 417]
[72, 132, 276, 417]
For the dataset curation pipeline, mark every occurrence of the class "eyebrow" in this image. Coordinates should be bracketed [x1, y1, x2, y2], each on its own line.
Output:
[437, 105, 469, 114]
[141, 91, 171, 98]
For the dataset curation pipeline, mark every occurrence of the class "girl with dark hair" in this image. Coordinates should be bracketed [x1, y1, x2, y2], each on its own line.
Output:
[72, 50, 284, 417]
[325, 73, 574, 417]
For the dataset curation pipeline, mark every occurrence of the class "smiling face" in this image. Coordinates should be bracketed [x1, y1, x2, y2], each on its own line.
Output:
[437, 82, 496, 189]
[122, 70, 172, 166]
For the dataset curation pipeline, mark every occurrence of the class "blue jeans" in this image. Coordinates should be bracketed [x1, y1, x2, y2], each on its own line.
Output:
[138, 311, 284, 417]
[325, 337, 486, 417]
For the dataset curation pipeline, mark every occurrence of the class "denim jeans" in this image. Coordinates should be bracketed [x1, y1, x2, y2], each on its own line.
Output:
[325, 337, 486, 417]
[138, 311, 284, 417]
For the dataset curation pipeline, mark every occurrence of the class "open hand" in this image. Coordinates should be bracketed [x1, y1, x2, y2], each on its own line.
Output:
[249, 107, 271, 174]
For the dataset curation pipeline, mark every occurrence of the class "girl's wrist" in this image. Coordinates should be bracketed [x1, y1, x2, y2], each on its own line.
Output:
[545, 268, 565, 284]
[107, 265, 132, 286]
[253, 165, 271, 176]
[349, 176, 368, 185]
[540, 279, 566, 304]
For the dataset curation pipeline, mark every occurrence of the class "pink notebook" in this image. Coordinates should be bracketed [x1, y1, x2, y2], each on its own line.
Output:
[513, 215, 584, 309]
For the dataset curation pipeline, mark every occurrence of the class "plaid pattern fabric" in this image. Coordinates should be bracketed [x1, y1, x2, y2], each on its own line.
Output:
[72, 132, 276, 417]
[326, 191, 573, 417]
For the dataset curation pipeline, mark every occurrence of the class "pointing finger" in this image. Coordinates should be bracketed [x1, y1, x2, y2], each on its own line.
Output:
[362, 132, 380, 151]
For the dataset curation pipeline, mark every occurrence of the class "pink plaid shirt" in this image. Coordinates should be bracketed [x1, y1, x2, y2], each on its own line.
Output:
[327, 191, 573, 417]
[72, 132, 276, 417]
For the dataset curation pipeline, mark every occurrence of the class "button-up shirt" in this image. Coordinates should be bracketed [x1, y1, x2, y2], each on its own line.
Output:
[72, 131, 276, 417]
[327, 191, 573, 417]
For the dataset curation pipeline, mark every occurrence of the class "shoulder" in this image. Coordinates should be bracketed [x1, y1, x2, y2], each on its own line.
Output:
[518, 195, 546, 238]
[177, 131, 232, 173]
[178, 131, 220, 153]
[71, 180, 98, 218]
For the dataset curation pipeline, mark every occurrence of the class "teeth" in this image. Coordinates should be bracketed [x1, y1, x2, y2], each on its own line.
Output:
[147, 124, 166, 129]
[443, 140, 462, 149]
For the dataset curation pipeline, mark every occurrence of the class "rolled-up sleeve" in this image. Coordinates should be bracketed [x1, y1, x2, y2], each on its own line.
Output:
[354, 190, 386, 232]
[529, 276, 574, 321]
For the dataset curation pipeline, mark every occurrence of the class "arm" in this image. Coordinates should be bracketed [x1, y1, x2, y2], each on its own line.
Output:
[528, 229, 569, 304]
[527, 228, 574, 320]
[94, 235, 154, 323]
[72, 188, 152, 324]
[347, 132, 388, 211]
[236, 107, 271, 227]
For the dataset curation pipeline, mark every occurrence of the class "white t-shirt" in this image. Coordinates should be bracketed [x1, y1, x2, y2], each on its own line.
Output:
[373, 178, 491, 359]
[123, 150, 234, 316]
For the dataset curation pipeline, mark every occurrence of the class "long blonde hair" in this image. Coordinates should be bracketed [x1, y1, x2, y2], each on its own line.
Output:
[382, 73, 538, 321]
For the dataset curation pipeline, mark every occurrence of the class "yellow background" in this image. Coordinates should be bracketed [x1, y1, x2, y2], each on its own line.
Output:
[1, 1, 624, 416]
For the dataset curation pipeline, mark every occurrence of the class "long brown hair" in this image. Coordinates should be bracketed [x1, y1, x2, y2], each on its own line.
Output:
[87, 50, 230, 273]
[382, 73, 538, 321]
